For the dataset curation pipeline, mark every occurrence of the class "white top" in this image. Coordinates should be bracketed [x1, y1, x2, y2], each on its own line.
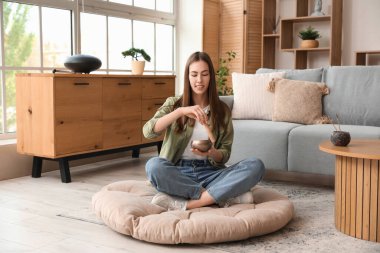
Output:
[181, 106, 210, 160]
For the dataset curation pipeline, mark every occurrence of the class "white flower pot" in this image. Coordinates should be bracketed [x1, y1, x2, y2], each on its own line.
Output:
[131, 60, 145, 75]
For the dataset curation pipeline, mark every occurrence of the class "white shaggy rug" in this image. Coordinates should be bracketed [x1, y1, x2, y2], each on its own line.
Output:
[204, 181, 380, 253]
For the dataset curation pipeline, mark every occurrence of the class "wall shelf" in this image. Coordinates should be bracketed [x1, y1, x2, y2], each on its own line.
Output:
[263, 34, 280, 38]
[355, 51, 380, 65]
[282, 16, 331, 23]
[282, 47, 330, 52]
[261, 0, 343, 69]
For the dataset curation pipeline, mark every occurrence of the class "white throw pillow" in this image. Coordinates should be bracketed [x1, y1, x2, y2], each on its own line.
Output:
[232, 72, 286, 120]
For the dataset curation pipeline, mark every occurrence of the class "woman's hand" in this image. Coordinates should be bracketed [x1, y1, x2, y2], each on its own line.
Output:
[203, 124, 216, 144]
[191, 146, 223, 162]
[180, 106, 208, 125]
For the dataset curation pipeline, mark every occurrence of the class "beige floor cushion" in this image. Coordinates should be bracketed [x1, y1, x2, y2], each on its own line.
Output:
[92, 180, 294, 244]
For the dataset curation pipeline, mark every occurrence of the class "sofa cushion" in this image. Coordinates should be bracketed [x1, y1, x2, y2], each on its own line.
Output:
[288, 124, 380, 175]
[268, 78, 329, 124]
[231, 72, 285, 120]
[92, 180, 294, 244]
[229, 120, 301, 170]
[323, 66, 380, 127]
[256, 67, 323, 82]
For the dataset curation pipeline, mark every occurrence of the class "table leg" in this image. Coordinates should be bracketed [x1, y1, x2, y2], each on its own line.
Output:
[32, 156, 43, 178]
[132, 149, 140, 158]
[59, 158, 71, 183]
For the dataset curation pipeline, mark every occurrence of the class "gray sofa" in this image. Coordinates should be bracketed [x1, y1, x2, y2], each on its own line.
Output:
[221, 66, 380, 186]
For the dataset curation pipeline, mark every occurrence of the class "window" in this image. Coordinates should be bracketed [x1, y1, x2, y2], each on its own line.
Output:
[109, 0, 173, 13]
[0, 0, 176, 137]
[80, 13, 107, 65]
[109, 17, 132, 70]
[42, 7, 72, 67]
[133, 20, 154, 71]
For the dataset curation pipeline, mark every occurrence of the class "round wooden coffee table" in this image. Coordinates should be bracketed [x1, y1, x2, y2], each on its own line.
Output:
[320, 139, 380, 243]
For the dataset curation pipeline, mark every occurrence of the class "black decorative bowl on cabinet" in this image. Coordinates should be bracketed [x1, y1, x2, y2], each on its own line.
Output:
[64, 54, 102, 74]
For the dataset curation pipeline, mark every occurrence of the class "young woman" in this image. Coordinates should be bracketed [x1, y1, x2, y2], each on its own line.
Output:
[143, 51, 264, 211]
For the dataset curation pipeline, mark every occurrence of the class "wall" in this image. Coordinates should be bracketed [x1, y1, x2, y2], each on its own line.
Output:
[342, 0, 380, 65]
[176, 0, 203, 95]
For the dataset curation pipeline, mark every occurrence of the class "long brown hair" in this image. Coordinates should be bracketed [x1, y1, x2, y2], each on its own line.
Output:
[174, 51, 229, 133]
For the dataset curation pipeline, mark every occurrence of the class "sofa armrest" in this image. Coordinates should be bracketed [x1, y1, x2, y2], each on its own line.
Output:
[219, 95, 234, 110]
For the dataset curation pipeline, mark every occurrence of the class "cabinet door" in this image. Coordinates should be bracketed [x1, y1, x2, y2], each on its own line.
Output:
[142, 78, 175, 99]
[103, 78, 142, 120]
[103, 78, 142, 149]
[141, 98, 167, 120]
[54, 77, 103, 155]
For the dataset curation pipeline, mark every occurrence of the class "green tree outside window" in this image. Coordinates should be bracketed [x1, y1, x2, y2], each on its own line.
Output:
[3, 2, 35, 132]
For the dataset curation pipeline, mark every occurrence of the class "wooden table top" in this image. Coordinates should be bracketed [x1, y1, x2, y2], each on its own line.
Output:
[319, 139, 380, 160]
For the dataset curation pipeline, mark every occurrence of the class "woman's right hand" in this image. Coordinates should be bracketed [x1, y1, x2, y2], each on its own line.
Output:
[180, 106, 208, 125]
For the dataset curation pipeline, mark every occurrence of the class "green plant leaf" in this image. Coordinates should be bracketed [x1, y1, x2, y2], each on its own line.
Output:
[298, 26, 321, 40]
[121, 47, 151, 62]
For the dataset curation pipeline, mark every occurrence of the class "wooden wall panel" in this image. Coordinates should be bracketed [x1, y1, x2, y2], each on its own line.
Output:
[245, 0, 262, 73]
[220, 0, 244, 74]
[203, 0, 220, 68]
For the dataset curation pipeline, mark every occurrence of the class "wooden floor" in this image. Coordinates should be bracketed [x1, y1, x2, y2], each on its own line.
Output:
[0, 153, 228, 253]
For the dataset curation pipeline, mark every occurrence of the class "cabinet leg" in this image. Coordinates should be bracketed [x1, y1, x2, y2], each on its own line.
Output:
[58, 158, 71, 183]
[32, 156, 43, 178]
[132, 149, 140, 158]
[157, 142, 162, 154]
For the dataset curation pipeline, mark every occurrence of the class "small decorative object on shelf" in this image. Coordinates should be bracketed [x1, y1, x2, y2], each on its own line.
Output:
[330, 114, 351, 146]
[272, 16, 281, 34]
[311, 0, 325, 17]
[216, 51, 236, 95]
[298, 26, 321, 48]
[121, 48, 151, 75]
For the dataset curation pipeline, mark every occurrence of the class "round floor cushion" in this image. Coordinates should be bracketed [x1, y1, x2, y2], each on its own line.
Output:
[92, 180, 294, 244]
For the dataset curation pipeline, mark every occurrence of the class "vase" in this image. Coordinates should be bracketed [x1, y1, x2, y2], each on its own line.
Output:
[131, 61, 145, 75]
[330, 131, 351, 146]
[300, 40, 319, 49]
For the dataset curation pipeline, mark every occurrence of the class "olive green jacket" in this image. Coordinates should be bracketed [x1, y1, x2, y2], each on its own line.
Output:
[142, 96, 233, 167]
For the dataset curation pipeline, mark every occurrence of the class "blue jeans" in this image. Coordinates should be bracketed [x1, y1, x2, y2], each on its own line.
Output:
[145, 157, 265, 204]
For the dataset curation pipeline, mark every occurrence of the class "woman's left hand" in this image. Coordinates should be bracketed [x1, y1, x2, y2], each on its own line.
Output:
[191, 145, 222, 162]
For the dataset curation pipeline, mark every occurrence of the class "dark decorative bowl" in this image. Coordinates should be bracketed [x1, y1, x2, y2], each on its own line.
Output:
[330, 131, 351, 146]
[191, 139, 212, 152]
[64, 54, 102, 74]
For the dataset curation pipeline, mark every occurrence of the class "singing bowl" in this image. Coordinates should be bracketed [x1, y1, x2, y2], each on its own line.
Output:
[191, 139, 212, 152]
[64, 54, 102, 74]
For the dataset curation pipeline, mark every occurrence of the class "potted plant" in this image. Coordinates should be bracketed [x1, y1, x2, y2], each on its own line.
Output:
[121, 48, 151, 75]
[216, 51, 236, 95]
[298, 26, 321, 48]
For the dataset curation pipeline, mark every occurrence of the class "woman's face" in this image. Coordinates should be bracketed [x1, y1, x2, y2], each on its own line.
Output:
[188, 60, 210, 96]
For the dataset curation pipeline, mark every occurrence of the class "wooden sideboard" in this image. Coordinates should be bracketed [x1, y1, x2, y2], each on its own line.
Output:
[16, 73, 175, 182]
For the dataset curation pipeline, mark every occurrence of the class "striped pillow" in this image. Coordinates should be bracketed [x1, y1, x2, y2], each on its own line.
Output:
[232, 72, 285, 120]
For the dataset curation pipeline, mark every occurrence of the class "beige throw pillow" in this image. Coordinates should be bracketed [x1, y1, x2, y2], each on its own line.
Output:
[232, 72, 285, 120]
[268, 78, 330, 124]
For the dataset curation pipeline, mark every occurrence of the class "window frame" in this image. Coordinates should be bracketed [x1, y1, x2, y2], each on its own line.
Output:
[0, 0, 176, 138]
